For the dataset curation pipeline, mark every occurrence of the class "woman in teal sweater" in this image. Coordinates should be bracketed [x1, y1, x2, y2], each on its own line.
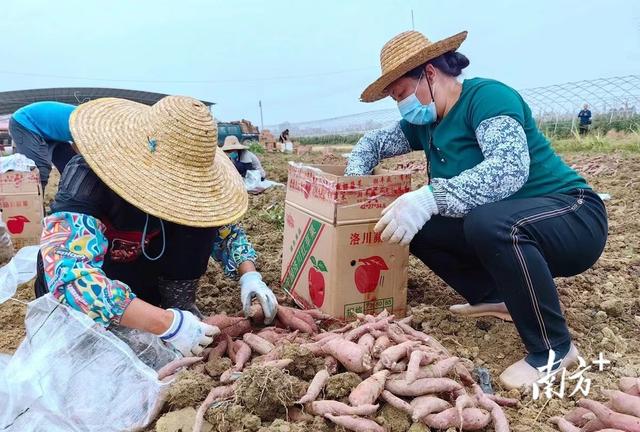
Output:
[347, 30, 607, 389]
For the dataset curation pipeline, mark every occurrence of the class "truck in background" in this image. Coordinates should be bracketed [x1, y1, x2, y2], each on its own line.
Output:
[217, 119, 260, 146]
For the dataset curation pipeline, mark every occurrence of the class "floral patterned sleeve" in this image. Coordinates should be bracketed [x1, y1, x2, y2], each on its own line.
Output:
[40, 211, 136, 327]
[211, 224, 257, 278]
[431, 115, 530, 217]
[345, 121, 413, 175]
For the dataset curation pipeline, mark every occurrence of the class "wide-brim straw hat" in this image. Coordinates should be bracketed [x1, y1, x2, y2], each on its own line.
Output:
[221, 135, 248, 152]
[361, 30, 468, 102]
[69, 96, 248, 227]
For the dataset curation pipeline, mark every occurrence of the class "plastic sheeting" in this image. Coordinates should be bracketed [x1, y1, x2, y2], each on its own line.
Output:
[244, 169, 283, 194]
[0, 294, 178, 432]
[0, 245, 39, 303]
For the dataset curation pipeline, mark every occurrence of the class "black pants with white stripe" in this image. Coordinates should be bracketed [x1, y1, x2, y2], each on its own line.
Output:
[410, 188, 607, 354]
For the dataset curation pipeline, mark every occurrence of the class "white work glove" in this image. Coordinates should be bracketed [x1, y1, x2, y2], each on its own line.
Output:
[374, 185, 439, 246]
[239, 271, 278, 325]
[160, 308, 219, 356]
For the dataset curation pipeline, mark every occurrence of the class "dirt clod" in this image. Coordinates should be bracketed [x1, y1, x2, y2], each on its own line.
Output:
[324, 372, 362, 399]
[166, 370, 214, 410]
[376, 404, 411, 432]
[206, 355, 233, 378]
[280, 343, 325, 380]
[235, 366, 307, 420]
[205, 403, 261, 432]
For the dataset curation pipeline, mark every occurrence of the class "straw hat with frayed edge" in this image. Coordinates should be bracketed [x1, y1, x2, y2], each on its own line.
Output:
[361, 30, 468, 102]
[69, 96, 248, 228]
[221, 135, 248, 152]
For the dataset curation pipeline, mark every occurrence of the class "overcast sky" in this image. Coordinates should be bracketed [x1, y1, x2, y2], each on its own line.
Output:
[1, 0, 638, 126]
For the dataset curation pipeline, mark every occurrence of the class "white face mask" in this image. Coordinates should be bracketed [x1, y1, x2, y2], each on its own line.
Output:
[397, 73, 437, 125]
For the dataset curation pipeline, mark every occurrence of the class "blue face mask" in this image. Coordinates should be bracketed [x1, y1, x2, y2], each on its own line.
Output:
[228, 151, 239, 161]
[397, 73, 437, 125]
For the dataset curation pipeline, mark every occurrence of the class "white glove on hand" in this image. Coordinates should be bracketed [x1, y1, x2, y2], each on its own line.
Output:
[160, 309, 219, 356]
[374, 185, 438, 246]
[239, 271, 279, 324]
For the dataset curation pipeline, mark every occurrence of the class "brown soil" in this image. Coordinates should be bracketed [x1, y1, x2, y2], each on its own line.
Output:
[279, 343, 326, 380]
[235, 365, 307, 421]
[1, 151, 638, 431]
[204, 403, 262, 432]
[166, 370, 215, 410]
[376, 404, 412, 432]
[324, 371, 363, 400]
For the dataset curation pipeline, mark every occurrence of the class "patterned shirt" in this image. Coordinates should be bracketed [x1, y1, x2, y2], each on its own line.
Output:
[38, 156, 257, 327]
[345, 116, 530, 217]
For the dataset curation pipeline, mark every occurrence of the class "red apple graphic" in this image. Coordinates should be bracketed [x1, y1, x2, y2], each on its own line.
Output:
[6, 215, 29, 234]
[308, 255, 327, 307]
[354, 256, 389, 294]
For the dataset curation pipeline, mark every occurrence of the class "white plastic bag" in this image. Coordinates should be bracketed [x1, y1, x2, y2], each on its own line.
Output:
[0, 153, 36, 174]
[244, 170, 283, 194]
[0, 245, 39, 304]
[0, 294, 177, 432]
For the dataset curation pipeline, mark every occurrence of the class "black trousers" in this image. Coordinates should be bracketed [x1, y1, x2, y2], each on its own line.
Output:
[9, 118, 77, 189]
[410, 188, 607, 353]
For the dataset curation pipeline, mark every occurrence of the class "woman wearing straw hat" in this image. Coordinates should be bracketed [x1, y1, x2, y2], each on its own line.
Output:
[346, 30, 607, 389]
[33, 96, 278, 357]
[221, 135, 267, 179]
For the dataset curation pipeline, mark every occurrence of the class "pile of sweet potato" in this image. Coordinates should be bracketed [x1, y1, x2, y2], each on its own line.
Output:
[552, 377, 640, 432]
[157, 307, 518, 432]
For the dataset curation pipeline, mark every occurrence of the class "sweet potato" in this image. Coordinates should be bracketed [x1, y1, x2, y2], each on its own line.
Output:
[424, 407, 491, 430]
[256, 328, 288, 344]
[486, 393, 519, 408]
[259, 359, 293, 369]
[456, 393, 477, 420]
[397, 321, 430, 344]
[389, 360, 407, 372]
[297, 369, 330, 404]
[325, 355, 338, 374]
[345, 318, 392, 342]
[205, 315, 252, 337]
[411, 395, 451, 421]
[209, 339, 228, 359]
[242, 333, 275, 355]
[349, 370, 389, 406]
[233, 340, 251, 370]
[307, 400, 379, 416]
[549, 416, 581, 432]
[563, 407, 593, 427]
[372, 335, 393, 358]
[324, 413, 384, 432]
[578, 398, 640, 432]
[619, 377, 640, 397]
[277, 306, 318, 334]
[157, 356, 202, 380]
[419, 356, 460, 379]
[225, 335, 237, 363]
[604, 390, 640, 417]
[387, 323, 412, 344]
[380, 340, 418, 369]
[386, 377, 462, 397]
[406, 351, 435, 384]
[357, 333, 376, 353]
[580, 418, 607, 432]
[381, 390, 413, 415]
[193, 384, 236, 432]
[473, 385, 509, 432]
[286, 407, 313, 423]
[322, 337, 373, 373]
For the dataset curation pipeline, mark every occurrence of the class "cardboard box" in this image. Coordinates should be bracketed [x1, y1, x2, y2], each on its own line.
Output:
[281, 164, 411, 320]
[0, 169, 43, 248]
